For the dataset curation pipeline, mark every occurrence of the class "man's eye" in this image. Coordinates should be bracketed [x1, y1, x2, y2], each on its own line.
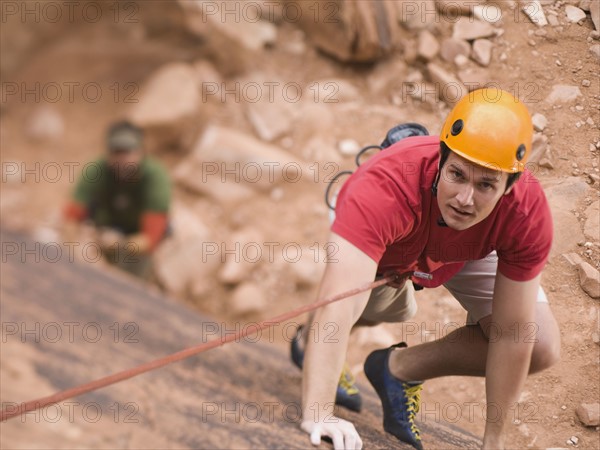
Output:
[479, 182, 493, 190]
[451, 170, 462, 179]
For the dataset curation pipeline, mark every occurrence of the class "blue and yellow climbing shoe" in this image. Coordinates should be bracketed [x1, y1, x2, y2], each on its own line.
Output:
[290, 325, 362, 412]
[364, 342, 423, 450]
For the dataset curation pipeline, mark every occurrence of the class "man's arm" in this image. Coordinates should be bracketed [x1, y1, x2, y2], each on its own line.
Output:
[483, 272, 540, 449]
[301, 232, 377, 450]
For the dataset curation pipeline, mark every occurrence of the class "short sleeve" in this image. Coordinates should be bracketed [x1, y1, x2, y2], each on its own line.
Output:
[73, 160, 104, 205]
[497, 180, 553, 281]
[331, 171, 415, 263]
[143, 160, 171, 213]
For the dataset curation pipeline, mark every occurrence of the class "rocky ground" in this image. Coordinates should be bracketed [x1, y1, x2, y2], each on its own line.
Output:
[1, 0, 599, 448]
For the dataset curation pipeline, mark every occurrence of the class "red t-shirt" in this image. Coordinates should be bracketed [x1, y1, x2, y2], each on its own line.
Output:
[331, 136, 553, 288]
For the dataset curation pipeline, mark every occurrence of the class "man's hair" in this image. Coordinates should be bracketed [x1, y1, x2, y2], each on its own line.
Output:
[107, 121, 144, 152]
[439, 142, 522, 191]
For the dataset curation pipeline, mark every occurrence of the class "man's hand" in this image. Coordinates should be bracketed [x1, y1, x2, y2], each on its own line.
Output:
[301, 417, 363, 450]
[97, 227, 125, 251]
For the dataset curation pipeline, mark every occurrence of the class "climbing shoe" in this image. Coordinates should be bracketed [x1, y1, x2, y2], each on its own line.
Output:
[364, 342, 423, 450]
[290, 325, 362, 412]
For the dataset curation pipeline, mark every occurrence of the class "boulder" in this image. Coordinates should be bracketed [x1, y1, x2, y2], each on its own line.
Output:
[530, 133, 549, 163]
[576, 403, 600, 426]
[128, 63, 200, 150]
[25, 106, 64, 142]
[178, 0, 276, 73]
[313, 78, 362, 103]
[153, 205, 218, 296]
[545, 85, 583, 104]
[440, 38, 471, 63]
[397, 0, 436, 30]
[173, 125, 304, 204]
[427, 63, 468, 104]
[452, 17, 496, 40]
[229, 282, 268, 316]
[591, 0, 599, 31]
[584, 201, 600, 241]
[193, 60, 223, 91]
[367, 59, 408, 94]
[543, 178, 591, 257]
[418, 30, 440, 60]
[473, 4, 503, 24]
[290, 0, 401, 62]
[457, 67, 491, 89]
[565, 5, 587, 22]
[577, 261, 600, 299]
[218, 229, 264, 285]
[522, 0, 548, 26]
[338, 139, 361, 157]
[290, 248, 326, 287]
[532, 113, 548, 132]
[435, 0, 480, 16]
[471, 39, 493, 66]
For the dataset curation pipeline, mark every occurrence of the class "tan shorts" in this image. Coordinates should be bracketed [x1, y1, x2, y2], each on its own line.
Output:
[361, 252, 548, 326]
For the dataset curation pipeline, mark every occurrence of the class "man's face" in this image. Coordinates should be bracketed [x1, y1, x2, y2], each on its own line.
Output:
[107, 149, 143, 181]
[436, 151, 510, 231]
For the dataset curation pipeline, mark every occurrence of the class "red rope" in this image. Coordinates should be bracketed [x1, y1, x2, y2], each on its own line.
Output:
[1, 274, 397, 422]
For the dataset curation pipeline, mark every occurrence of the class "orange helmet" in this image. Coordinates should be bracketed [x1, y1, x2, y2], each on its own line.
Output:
[440, 88, 533, 173]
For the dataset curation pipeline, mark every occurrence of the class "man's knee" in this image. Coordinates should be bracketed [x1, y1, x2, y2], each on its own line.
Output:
[530, 331, 561, 372]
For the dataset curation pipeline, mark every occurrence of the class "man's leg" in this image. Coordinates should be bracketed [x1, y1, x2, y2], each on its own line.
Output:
[388, 252, 560, 381]
[388, 302, 560, 381]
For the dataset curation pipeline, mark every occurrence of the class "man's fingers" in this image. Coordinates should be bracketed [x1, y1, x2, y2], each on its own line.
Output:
[355, 434, 363, 450]
[310, 427, 322, 447]
[345, 434, 356, 450]
[330, 429, 344, 450]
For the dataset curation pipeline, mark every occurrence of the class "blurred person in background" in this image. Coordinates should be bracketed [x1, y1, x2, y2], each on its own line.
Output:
[63, 121, 171, 279]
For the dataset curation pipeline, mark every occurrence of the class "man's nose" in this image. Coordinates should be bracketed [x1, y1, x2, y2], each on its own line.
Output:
[456, 184, 474, 207]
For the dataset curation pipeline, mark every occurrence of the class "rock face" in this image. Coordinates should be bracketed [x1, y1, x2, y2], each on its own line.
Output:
[289, 0, 401, 62]
[0, 228, 485, 449]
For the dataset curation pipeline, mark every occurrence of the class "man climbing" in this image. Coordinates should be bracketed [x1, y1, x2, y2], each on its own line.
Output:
[63, 121, 171, 278]
[297, 88, 560, 450]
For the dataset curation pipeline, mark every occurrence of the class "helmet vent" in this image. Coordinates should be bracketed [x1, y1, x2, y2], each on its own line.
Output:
[516, 144, 526, 161]
[451, 119, 463, 136]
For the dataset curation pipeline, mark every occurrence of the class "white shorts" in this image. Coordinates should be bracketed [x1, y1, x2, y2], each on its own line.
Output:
[362, 252, 548, 325]
[443, 251, 548, 325]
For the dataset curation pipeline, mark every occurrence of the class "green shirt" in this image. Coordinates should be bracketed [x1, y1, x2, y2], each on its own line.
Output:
[73, 157, 171, 234]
